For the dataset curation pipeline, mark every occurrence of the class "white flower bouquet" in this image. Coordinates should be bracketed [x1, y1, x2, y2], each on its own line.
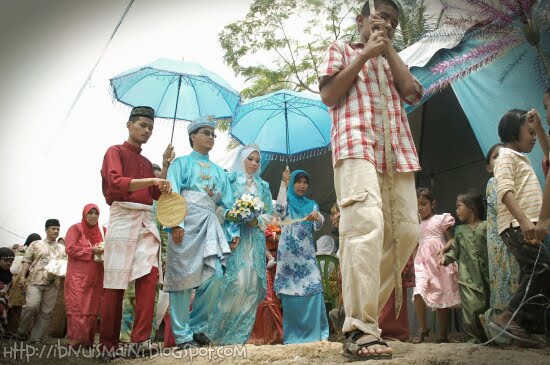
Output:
[226, 193, 265, 225]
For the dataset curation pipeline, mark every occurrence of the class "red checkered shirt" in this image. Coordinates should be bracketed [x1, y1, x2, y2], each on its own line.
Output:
[319, 41, 423, 172]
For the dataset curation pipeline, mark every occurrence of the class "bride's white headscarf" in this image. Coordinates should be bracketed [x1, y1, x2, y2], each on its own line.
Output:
[230, 145, 261, 185]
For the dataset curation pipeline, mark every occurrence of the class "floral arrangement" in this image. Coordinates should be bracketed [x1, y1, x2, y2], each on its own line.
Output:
[226, 193, 265, 225]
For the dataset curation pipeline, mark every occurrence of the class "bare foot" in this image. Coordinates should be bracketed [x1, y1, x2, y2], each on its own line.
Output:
[356, 334, 393, 356]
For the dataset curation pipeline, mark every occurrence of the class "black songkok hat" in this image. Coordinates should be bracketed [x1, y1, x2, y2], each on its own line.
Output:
[0, 247, 15, 260]
[45, 219, 60, 229]
[129, 106, 155, 120]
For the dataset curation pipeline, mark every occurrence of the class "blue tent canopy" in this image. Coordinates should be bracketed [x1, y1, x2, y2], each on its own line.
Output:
[406, 35, 550, 183]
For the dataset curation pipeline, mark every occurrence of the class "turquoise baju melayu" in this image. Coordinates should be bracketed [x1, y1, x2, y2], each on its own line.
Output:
[205, 146, 273, 345]
[165, 150, 233, 345]
[274, 170, 329, 344]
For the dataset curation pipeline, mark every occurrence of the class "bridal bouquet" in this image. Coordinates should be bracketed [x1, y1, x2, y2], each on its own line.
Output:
[226, 193, 265, 225]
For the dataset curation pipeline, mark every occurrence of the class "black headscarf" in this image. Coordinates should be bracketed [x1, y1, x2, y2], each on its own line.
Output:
[0, 247, 14, 284]
[24, 233, 41, 247]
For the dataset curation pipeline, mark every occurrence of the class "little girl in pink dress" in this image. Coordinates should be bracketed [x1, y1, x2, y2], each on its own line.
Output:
[413, 188, 460, 343]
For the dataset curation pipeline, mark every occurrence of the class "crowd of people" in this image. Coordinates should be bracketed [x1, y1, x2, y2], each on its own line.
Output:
[1, 0, 550, 362]
[0, 107, 334, 357]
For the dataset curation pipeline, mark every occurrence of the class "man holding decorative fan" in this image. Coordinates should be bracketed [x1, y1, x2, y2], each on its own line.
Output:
[99, 106, 172, 358]
[164, 116, 233, 350]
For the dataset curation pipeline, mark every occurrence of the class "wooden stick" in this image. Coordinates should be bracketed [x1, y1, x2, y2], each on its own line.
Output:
[368, 0, 403, 318]
[278, 217, 308, 226]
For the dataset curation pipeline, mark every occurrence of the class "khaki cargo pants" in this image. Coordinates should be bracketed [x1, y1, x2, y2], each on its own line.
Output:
[334, 158, 419, 337]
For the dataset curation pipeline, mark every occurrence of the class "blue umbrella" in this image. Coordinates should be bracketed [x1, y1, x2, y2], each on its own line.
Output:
[230, 89, 331, 162]
[110, 58, 241, 143]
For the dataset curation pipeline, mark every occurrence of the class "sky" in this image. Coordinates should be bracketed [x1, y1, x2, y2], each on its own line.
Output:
[0, 0, 253, 245]
[0, 0, 445, 246]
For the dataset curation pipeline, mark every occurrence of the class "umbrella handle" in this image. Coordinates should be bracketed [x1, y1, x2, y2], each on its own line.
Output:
[170, 122, 176, 145]
[170, 75, 183, 145]
[282, 165, 290, 185]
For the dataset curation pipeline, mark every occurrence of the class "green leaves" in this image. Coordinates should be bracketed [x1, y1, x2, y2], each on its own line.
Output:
[219, 0, 365, 98]
[219, 0, 438, 98]
[394, 0, 440, 51]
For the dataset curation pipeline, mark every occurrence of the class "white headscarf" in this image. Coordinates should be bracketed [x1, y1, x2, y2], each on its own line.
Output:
[230, 145, 261, 186]
[316, 235, 335, 255]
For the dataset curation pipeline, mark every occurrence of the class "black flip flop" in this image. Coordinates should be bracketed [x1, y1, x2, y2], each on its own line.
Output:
[193, 332, 211, 345]
[177, 339, 200, 350]
[342, 330, 393, 362]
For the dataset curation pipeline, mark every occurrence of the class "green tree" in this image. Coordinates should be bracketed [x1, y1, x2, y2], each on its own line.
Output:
[393, 0, 442, 51]
[219, 0, 363, 99]
[219, 0, 439, 99]
[216, 118, 231, 132]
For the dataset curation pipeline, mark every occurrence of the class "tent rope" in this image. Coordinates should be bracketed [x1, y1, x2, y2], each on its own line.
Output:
[0, 226, 26, 240]
[64, 0, 135, 121]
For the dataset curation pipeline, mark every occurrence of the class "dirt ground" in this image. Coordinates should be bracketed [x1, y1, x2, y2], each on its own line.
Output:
[2, 338, 550, 365]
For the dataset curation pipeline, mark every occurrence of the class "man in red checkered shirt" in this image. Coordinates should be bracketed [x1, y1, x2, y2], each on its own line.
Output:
[319, 0, 423, 360]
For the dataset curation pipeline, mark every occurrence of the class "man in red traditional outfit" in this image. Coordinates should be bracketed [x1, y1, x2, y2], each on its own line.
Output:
[99, 106, 172, 358]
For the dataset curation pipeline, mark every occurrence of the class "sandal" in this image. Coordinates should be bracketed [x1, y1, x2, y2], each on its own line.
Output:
[193, 332, 211, 345]
[412, 329, 430, 344]
[176, 340, 200, 351]
[342, 330, 392, 361]
[487, 321, 539, 347]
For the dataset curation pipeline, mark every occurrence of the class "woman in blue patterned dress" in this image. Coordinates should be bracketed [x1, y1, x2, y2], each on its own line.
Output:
[274, 169, 329, 344]
[205, 145, 273, 344]
[485, 143, 520, 310]
[483, 143, 520, 343]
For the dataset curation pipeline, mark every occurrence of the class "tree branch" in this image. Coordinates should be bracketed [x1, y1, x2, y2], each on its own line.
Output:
[245, 77, 318, 97]
[307, 42, 320, 80]
[330, 4, 339, 39]
[276, 17, 315, 92]
[336, 7, 354, 40]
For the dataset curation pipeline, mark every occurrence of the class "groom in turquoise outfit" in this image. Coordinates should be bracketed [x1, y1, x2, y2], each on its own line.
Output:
[164, 116, 234, 349]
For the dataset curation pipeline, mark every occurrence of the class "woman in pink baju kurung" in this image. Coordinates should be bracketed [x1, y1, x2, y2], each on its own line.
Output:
[64, 204, 105, 347]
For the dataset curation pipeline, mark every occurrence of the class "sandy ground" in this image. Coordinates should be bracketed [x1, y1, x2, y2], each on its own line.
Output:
[2, 339, 550, 365]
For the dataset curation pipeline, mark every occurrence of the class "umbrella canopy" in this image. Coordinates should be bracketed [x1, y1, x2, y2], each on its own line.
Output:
[260, 152, 335, 213]
[110, 58, 241, 142]
[230, 89, 331, 162]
